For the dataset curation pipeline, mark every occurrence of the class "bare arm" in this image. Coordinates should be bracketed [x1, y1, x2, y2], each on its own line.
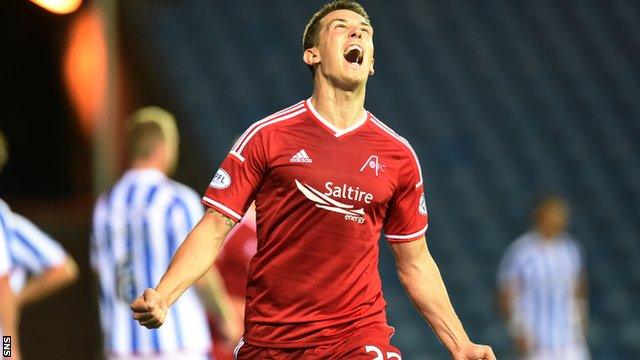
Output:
[576, 270, 588, 334]
[498, 285, 529, 355]
[389, 237, 494, 360]
[17, 256, 79, 308]
[131, 209, 234, 328]
[0, 275, 20, 360]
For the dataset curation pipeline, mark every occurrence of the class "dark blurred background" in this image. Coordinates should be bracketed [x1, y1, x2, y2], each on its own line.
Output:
[1, 0, 639, 359]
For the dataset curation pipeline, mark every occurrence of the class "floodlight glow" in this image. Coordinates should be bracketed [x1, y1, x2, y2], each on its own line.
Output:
[30, 0, 82, 14]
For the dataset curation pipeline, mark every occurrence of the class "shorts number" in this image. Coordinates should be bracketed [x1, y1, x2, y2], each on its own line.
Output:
[365, 345, 401, 360]
[115, 255, 137, 303]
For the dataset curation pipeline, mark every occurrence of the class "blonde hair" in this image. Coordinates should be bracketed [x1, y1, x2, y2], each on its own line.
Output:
[126, 106, 180, 162]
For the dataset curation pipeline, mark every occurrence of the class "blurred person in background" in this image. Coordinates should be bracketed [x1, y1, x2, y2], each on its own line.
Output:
[91, 107, 239, 360]
[497, 193, 589, 360]
[208, 204, 257, 360]
[131, 1, 494, 359]
[1, 131, 80, 359]
[0, 131, 20, 359]
[7, 212, 79, 310]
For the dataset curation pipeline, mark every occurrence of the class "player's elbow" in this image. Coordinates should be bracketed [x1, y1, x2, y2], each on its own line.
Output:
[395, 258, 427, 286]
[59, 256, 80, 285]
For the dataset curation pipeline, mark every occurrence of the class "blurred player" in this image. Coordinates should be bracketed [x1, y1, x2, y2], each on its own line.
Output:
[0, 131, 20, 360]
[91, 107, 238, 360]
[209, 204, 257, 360]
[8, 212, 79, 309]
[0, 202, 19, 360]
[131, 2, 494, 359]
[1, 130, 79, 359]
[498, 194, 589, 359]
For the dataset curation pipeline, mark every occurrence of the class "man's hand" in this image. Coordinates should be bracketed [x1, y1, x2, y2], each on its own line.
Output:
[453, 343, 496, 360]
[130, 288, 168, 329]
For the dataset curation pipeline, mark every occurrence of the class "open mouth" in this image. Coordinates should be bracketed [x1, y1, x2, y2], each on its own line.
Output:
[344, 44, 364, 65]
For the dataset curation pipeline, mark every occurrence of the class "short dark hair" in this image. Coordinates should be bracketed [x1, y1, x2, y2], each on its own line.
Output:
[302, 0, 370, 75]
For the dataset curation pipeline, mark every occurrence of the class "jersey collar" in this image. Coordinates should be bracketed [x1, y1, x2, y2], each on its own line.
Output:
[123, 168, 166, 181]
[305, 98, 369, 138]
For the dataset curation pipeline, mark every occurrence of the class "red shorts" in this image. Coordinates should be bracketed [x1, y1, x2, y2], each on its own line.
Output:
[234, 324, 402, 360]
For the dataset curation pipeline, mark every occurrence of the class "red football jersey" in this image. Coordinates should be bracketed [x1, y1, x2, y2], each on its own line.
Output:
[202, 99, 428, 348]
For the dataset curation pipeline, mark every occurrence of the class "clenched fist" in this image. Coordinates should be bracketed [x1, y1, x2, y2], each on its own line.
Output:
[453, 343, 496, 360]
[130, 288, 168, 329]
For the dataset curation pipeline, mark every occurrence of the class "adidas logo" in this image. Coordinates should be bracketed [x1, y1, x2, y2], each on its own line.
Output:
[290, 149, 312, 163]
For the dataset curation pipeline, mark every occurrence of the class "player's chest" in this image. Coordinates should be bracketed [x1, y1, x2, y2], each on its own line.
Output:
[266, 133, 399, 211]
[522, 250, 579, 288]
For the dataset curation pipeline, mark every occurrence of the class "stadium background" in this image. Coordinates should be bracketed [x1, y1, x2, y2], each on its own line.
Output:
[1, 0, 639, 358]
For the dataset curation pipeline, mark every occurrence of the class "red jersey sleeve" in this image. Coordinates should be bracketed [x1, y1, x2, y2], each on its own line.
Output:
[202, 129, 267, 221]
[383, 151, 429, 242]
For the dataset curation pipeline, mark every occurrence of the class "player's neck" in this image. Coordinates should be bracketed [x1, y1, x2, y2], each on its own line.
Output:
[310, 82, 366, 130]
[130, 158, 168, 175]
[536, 226, 562, 241]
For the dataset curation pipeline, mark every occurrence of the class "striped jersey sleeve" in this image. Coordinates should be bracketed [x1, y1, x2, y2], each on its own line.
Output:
[9, 213, 66, 275]
[496, 236, 526, 289]
[0, 200, 14, 275]
[202, 121, 270, 222]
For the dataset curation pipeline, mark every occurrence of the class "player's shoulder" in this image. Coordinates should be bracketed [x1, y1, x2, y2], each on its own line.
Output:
[165, 179, 202, 205]
[0, 198, 15, 229]
[242, 100, 308, 136]
[368, 113, 419, 157]
[506, 232, 538, 256]
[560, 232, 585, 255]
[0, 197, 11, 216]
[230, 100, 307, 159]
[10, 212, 35, 231]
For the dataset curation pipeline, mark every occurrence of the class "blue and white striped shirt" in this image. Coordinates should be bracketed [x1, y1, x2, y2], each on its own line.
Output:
[0, 199, 12, 277]
[8, 213, 67, 294]
[1, 199, 71, 338]
[497, 231, 587, 351]
[91, 168, 211, 357]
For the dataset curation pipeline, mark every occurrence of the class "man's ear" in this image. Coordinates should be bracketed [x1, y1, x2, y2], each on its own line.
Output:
[369, 57, 375, 76]
[303, 48, 320, 67]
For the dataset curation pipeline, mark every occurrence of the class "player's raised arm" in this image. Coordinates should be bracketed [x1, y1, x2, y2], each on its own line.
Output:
[389, 238, 495, 360]
[131, 208, 235, 328]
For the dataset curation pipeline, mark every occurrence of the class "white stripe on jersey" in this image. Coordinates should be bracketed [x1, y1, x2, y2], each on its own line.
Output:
[385, 223, 429, 240]
[369, 116, 424, 188]
[231, 101, 304, 153]
[0, 199, 13, 276]
[233, 337, 245, 359]
[230, 101, 305, 160]
[202, 197, 242, 221]
[91, 169, 211, 357]
[231, 107, 307, 161]
[8, 213, 66, 293]
[497, 232, 586, 351]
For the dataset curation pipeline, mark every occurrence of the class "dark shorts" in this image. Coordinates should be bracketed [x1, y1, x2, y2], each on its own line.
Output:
[235, 324, 401, 360]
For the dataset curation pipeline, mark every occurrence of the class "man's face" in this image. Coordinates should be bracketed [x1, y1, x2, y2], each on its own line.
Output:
[307, 9, 374, 88]
[537, 200, 569, 235]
